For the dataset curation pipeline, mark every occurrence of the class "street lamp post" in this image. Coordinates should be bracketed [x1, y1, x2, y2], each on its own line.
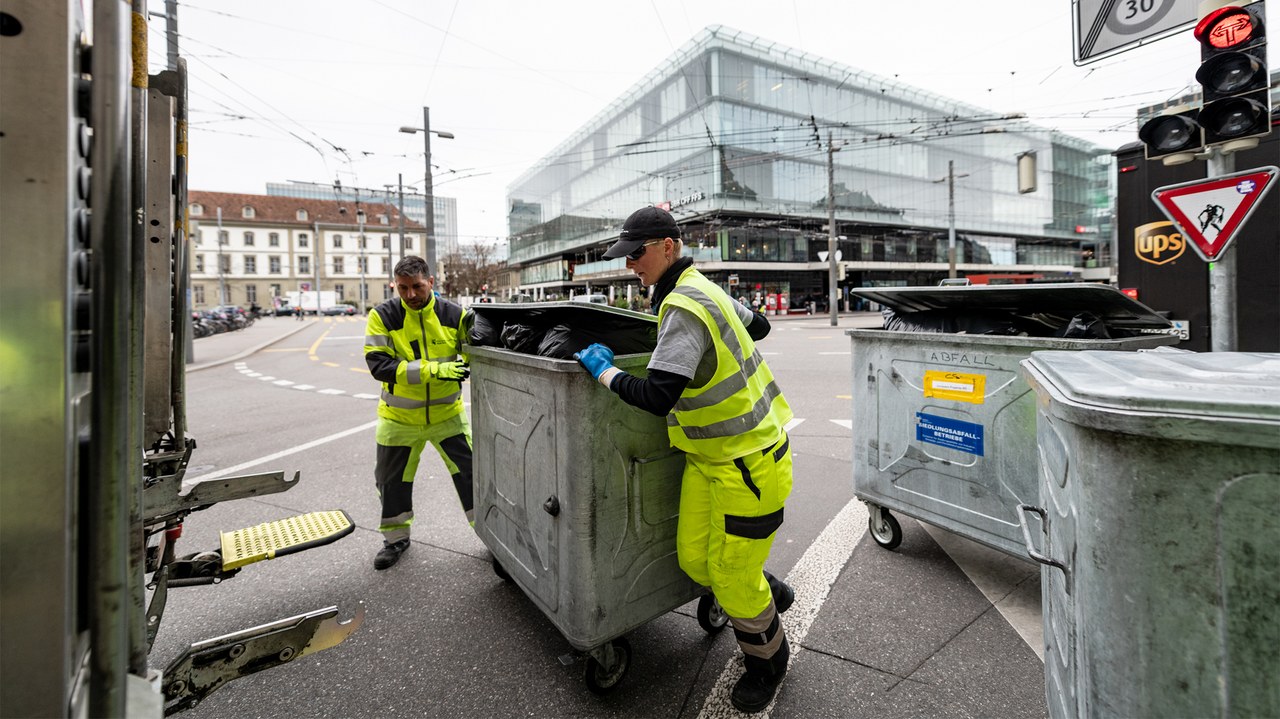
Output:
[399, 107, 454, 276]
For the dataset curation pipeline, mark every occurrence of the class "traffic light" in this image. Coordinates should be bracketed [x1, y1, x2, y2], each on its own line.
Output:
[1137, 107, 1203, 162]
[1194, 0, 1271, 149]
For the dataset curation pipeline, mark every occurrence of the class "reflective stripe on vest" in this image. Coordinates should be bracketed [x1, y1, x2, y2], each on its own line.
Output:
[658, 268, 791, 459]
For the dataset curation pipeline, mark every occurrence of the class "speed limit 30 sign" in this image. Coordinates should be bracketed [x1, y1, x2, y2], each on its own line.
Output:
[1073, 0, 1198, 64]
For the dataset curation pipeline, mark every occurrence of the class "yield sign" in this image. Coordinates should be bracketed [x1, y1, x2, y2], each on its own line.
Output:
[1151, 167, 1278, 262]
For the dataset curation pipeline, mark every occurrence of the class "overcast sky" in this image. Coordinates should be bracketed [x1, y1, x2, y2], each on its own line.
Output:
[155, 0, 1268, 246]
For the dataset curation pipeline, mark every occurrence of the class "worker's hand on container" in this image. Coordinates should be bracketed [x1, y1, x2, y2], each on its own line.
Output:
[430, 360, 470, 381]
[574, 343, 615, 380]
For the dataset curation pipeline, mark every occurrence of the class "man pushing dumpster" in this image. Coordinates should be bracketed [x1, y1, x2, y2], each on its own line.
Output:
[364, 256, 474, 570]
[573, 206, 796, 713]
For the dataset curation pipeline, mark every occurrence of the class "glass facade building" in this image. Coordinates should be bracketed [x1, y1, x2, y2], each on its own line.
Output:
[507, 26, 1114, 307]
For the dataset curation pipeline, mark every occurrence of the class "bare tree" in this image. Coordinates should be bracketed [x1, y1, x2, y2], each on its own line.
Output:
[439, 241, 503, 298]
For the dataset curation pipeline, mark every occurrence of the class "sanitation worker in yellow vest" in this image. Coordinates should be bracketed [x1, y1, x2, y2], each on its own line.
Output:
[574, 206, 795, 714]
[364, 256, 473, 570]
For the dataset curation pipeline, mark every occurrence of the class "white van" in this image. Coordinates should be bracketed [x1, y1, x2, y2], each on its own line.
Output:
[570, 293, 609, 305]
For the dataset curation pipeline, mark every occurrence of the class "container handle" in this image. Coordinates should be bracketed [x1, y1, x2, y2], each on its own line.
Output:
[1016, 503, 1067, 577]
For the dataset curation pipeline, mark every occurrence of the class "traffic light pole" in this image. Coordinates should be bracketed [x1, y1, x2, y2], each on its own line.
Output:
[1207, 151, 1237, 352]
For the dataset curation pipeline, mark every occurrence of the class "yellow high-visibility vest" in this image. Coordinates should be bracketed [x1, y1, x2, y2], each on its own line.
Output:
[658, 267, 792, 460]
[364, 294, 467, 425]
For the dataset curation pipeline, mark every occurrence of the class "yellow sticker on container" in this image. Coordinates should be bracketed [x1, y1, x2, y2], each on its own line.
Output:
[923, 370, 986, 404]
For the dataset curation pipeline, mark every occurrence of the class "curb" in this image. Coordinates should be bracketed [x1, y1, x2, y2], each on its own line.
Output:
[186, 322, 314, 373]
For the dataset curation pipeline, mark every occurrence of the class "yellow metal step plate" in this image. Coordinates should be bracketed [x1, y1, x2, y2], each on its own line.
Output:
[220, 510, 355, 571]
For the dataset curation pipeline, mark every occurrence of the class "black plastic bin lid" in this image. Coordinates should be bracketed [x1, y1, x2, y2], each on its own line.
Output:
[848, 283, 1173, 330]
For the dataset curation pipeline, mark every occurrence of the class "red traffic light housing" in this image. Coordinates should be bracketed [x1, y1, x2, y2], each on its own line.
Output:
[1194, 1, 1270, 148]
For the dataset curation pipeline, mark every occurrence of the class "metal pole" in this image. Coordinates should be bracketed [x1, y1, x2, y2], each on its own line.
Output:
[827, 132, 838, 327]
[358, 207, 366, 313]
[397, 173, 406, 259]
[423, 106, 437, 275]
[947, 160, 958, 279]
[1208, 151, 1237, 351]
[384, 184, 395, 287]
[216, 206, 226, 304]
[313, 220, 321, 317]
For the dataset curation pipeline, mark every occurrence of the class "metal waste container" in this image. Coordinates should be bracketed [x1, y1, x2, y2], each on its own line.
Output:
[1020, 349, 1280, 719]
[466, 303, 723, 694]
[846, 284, 1177, 558]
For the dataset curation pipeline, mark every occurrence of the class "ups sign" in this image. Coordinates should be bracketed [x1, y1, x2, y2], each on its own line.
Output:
[1134, 221, 1185, 265]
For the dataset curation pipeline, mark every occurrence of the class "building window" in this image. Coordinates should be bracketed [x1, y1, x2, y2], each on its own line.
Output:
[357, 257, 369, 273]
[193, 285, 205, 304]
[270, 283, 281, 298]
[359, 284, 369, 301]
[242, 206, 255, 219]
[377, 214, 388, 225]
[219, 254, 231, 273]
[244, 231, 255, 246]
[218, 230, 229, 245]
[246, 284, 257, 303]
[190, 203, 203, 216]
[297, 209, 308, 221]
[382, 235, 391, 249]
[299, 256, 311, 274]
[195, 254, 205, 273]
[299, 233, 309, 248]
[359, 236, 367, 250]
[333, 257, 344, 274]
[244, 256, 257, 274]
[406, 237, 414, 250]
[381, 257, 389, 274]
[334, 284, 345, 301]
[383, 284, 393, 300]
[269, 232, 280, 247]
[333, 234, 343, 249]
[269, 256, 281, 274]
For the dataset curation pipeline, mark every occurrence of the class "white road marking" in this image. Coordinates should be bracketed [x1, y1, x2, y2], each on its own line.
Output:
[353, 393, 379, 400]
[292, 384, 316, 390]
[246, 372, 262, 377]
[784, 418, 805, 432]
[698, 499, 869, 718]
[817, 351, 850, 356]
[257, 376, 275, 381]
[830, 419, 852, 430]
[273, 379, 295, 386]
[185, 420, 379, 483]
[317, 388, 346, 395]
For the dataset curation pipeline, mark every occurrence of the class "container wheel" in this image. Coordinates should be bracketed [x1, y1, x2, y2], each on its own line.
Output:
[492, 558, 512, 582]
[869, 509, 903, 550]
[696, 594, 728, 634]
[584, 637, 631, 695]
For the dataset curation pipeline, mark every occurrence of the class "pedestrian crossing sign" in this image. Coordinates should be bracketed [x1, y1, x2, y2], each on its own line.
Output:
[1151, 166, 1277, 262]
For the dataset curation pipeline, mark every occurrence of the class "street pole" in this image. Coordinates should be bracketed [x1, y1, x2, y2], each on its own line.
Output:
[313, 220, 321, 318]
[947, 160, 957, 279]
[397, 173, 406, 260]
[422, 106, 437, 275]
[1208, 151, 1237, 351]
[216, 206, 226, 304]
[827, 132, 839, 327]
[358, 207, 366, 314]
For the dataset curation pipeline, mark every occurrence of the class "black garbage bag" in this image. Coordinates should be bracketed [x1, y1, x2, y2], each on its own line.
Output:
[1056, 311, 1111, 339]
[468, 311, 503, 348]
[882, 308, 1023, 335]
[536, 320, 659, 359]
[500, 322, 548, 354]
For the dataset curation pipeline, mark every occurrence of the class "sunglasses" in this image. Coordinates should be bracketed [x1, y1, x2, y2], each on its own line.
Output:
[626, 239, 665, 261]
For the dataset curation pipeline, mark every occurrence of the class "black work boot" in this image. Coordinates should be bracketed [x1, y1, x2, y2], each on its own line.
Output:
[731, 635, 791, 713]
[765, 571, 795, 614]
[373, 539, 410, 570]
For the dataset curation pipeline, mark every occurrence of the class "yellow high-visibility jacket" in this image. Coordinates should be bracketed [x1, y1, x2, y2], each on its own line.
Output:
[364, 294, 467, 425]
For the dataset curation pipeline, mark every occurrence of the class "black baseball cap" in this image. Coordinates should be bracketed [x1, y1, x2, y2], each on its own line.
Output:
[603, 206, 681, 259]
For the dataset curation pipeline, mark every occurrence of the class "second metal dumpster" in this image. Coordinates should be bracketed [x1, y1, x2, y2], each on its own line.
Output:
[846, 283, 1177, 558]
[1020, 349, 1280, 719]
[466, 303, 721, 694]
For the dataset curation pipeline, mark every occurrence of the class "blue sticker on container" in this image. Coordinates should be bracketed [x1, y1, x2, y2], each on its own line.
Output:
[915, 412, 984, 456]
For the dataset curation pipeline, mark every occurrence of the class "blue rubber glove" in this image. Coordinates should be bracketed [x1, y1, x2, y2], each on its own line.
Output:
[574, 343, 615, 380]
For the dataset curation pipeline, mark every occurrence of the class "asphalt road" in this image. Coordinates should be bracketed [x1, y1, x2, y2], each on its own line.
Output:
[152, 313, 1047, 718]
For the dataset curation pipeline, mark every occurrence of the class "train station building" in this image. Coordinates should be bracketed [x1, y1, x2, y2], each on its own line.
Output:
[504, 26, 1114, 311]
